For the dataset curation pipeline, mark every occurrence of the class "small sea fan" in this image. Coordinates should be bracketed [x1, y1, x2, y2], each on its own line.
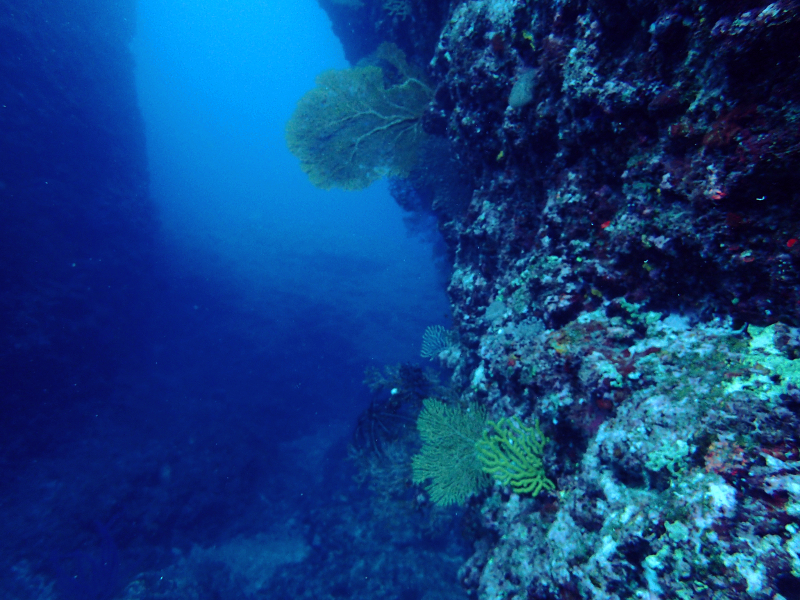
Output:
[420, 325, 456, 359]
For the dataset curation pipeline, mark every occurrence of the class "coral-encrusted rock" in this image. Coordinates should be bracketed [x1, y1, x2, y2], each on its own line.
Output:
[315, 0, 451, 65]
[428, 0, 800, 327]
[323, 0, 800, 598]
[418, 0, 800, 596]
[458, 310, 800, 599]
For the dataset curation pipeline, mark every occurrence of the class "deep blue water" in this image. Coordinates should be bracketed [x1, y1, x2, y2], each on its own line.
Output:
[132, 0, 450, 442]
[133, 0, 450, 426]
[0, 0, 454, 597]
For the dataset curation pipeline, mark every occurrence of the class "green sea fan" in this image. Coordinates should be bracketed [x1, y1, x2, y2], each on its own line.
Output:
[286, 43, 431, 190]
[411, 399, 489, 506]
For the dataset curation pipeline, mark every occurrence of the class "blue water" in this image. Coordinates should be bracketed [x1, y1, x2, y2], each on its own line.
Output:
[132, 0, 451, 421]
[0, 0, 457, 597]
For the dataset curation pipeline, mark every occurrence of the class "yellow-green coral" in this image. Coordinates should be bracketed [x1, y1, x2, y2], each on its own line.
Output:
[476, 417, 555, 496]
[411, 399, 490, 506]
[723, 324, 800, 407]
[285, 43, 431, 190]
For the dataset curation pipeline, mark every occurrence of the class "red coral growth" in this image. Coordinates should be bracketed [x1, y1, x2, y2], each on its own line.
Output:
[702, 105, 758, 149]
[705, 438, 748, 481]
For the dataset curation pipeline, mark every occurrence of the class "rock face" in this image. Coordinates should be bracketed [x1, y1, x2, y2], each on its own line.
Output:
[320, 0, 800, 598]
[0, 0, 155, 426]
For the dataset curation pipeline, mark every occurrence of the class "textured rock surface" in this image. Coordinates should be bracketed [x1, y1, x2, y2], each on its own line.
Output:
[0, 0, 156, 413]
[324, 0, 800, 597]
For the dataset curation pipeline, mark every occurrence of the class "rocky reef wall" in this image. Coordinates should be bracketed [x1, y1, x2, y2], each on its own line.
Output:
[320, 0, 800, 598]
[0, 0, 155, 441]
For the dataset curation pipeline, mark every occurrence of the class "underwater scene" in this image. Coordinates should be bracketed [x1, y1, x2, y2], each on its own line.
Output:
[2, 0, 800, 598]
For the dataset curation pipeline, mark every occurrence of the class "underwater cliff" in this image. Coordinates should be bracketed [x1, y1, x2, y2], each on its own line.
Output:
[0, 0, 152, 409]
[310, 0, 800, 598]
[3, 0, 800, 599]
